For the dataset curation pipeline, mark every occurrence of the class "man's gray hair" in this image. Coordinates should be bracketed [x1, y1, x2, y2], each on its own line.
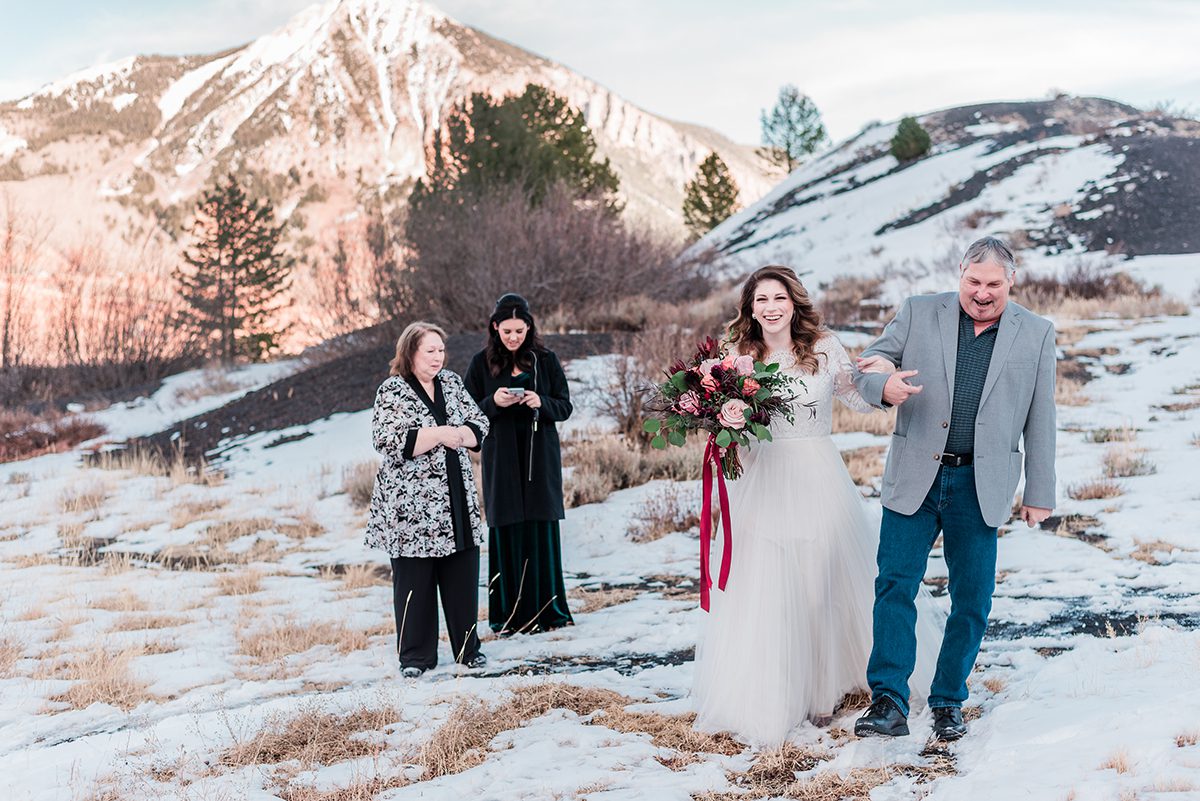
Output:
[960, 236, 1016, 276]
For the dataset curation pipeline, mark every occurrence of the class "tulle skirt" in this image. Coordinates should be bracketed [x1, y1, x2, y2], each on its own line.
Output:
[692, 435, 945, 746]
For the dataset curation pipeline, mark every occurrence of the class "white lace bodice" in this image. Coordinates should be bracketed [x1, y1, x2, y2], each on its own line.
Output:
[762, 334, 875, 440]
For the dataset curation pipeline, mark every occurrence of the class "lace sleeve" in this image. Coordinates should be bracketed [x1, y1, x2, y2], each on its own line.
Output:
[823, 335, 876, 414]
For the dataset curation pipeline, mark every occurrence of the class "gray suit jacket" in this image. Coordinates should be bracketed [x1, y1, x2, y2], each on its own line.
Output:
[852, 292, 1057, 527]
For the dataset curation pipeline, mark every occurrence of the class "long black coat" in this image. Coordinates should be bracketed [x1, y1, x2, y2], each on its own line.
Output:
[464, 348, 572, 527]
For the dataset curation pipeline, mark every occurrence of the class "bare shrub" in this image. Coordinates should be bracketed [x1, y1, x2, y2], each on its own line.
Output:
[48, 644, 155, 711]
[341, 461, 378, 510]
[0, 195, 42, 374]
[563, 435, 702, 507]
[817, 274, 891, 329]
[1015, 261, 1189, 320]
[627, 484, 700, 542]
[403, 181, 706, 333]
[219, 703, 402, 768]
[1086, 426, 1137, 443]
[1067, 478, 1124, 500]
[0, 410, 106, 463]
[1177, 730, 1199, 747]
[1102, 445, 1156, 478]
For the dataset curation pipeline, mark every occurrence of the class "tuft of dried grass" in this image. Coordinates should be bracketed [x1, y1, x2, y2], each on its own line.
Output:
[321, 563, 389, 592]
[842, 445, 886, 488]
[277, 776, 410, 801]
[220, 703, 401, 768]
[982, 676, 1007, 694]
[91, 444, 224, 488]
[832, 399, 896, 436]
[1067, 478, 1124, 501]
[626, 484, 700, 542]
[214, 569, 264, 596]
[48, 644, 155, 711]
[1176, 730, 1199, 747]
[58, 482, 109, 515]
[1086, 425, 1137, 444]
[89, 589, 148, 613]
[169, 499, 228, 529]
[341, 461, 379, 511]
[1056, 376, 1090, 406]
[238, 619, 372, 664]
[1102, 445, 1156, 478]
[568, 586, 639, 613]
[1130, 539, 1184, 566]
[109, 614, 189, 632]
[417, 683, 633, 779]
[0, 637, 23, 678]
[1099, 749, 1131, 774]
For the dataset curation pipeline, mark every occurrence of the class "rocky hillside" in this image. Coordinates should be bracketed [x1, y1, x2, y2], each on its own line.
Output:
[0, 0, 777, 244]
[696, 96, 1200, 298]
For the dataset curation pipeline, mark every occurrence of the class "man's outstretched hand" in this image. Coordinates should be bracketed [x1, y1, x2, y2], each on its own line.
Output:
[881, 370, 923, 406]
[1020, 505, 1052, 528]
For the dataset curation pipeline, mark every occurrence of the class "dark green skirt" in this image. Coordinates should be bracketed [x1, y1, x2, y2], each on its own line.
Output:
[488, 521, 574, 634]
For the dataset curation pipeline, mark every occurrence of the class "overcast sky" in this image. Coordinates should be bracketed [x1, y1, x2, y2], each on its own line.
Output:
[2, 0, 1198, 143]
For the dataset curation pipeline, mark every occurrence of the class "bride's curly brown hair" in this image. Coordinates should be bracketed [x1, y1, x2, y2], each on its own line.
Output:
[726, 265, 825, 373]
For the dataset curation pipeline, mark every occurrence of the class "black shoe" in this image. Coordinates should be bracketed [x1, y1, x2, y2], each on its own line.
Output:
[400, 666, 424, 679]
[854, 696, 910, 737]
[932, 706, 967, 741]
[464, 654, 487, 669]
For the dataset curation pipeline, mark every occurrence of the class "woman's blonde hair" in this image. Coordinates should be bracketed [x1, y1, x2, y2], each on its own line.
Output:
[726, 265, 825, 373]
[389, 321, 448, 377]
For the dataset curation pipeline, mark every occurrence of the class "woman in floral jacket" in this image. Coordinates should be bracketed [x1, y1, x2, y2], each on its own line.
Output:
[365, 321, 490, 678]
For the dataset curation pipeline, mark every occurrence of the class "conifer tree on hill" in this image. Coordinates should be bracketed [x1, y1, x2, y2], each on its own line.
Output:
[890, 116, 932, 161]
[759, 84, 828, 173]
[174, 173, 293, 363]
[682, 152, 741, 238]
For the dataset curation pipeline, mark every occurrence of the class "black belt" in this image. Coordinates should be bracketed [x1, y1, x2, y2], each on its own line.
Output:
[938, 452, 973, 467]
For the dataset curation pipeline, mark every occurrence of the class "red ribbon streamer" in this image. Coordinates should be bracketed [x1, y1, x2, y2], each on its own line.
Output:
[700, 435, 733, 612]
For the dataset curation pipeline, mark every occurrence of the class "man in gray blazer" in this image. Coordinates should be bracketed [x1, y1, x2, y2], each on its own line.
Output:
[851, 236, 1056, 741]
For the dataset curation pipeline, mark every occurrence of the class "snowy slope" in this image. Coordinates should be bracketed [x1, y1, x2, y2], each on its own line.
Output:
[2, 306, 1200, 799]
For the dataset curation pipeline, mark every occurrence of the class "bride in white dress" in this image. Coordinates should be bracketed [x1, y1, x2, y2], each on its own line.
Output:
[692, 265, 945, 747]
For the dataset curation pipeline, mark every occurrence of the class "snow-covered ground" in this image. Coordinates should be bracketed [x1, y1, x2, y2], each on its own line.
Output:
[2, 310, 1199, 800]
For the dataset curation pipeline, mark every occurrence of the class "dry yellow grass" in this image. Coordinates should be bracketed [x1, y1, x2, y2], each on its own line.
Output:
[1102, 445, 1156, 478]
[563, 435, 702, 508]
[1067, 478, 1124, 501]
[214, 569, 265, 596]
[1130, 539, 1185, 565]
[109, 614, 189, 632]
[982, 676, 1007, 694]
[321, 563, 389, 593]
[277, 776, 410, 801]
[89, 589, 149, 613]
[832, 401, 896, 435]
[1152, 779, 1195, 792]
[91, 445, 224, 488]
[842, 445, 886, 487]
[694, 754, 951, 801]
[58, 482, 109, 515]
[1056, 376, 1090, 406]
[341, 461, 379, 511]
[48, 644, 155, 711]
[169, 499, 228, 529]
[568, 586, 639, 613]
[1086, 425, 1137, 444]
[1051, 294, 1189, 320]
[238, 619, 373, 664]
[49, 614, 84, 642]
[219, 703, 402, 768]
[0, 637, 23, 678]
[1099, 749, 1131, 774]
[588, 707, 743, 757]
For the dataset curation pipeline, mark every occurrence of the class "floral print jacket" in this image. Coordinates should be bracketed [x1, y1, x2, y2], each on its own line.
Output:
[364, 371, 489, 558]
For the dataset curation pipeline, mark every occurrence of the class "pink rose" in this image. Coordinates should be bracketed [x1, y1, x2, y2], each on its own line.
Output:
[721, 353, 736, 370]
[699, 358, 721, 376]
[718, 399, 750, 429]
[733, 354, 755, 376]
[742, 378, 760, 397]
[677, 390, 701, 414]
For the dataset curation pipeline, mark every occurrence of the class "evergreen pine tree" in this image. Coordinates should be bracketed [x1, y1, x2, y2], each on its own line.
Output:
[682, 153, 741, 238]
[174, 173, 293, 363]
[759, 84, 828, 172]
[890, 116, 932, 161]
[411, 83, 621, 212]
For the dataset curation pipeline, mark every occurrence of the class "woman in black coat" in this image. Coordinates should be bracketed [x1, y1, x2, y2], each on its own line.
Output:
[465, 294, 574, 635]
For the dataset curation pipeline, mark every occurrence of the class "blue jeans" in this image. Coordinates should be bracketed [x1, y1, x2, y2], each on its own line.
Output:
[866, 464, 997, 714]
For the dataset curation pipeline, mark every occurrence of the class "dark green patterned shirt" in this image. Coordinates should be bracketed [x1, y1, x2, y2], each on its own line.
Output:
[946, 307, 999, 454]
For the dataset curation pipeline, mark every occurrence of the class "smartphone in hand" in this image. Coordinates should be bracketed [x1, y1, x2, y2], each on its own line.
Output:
[506, 387, 526, 396]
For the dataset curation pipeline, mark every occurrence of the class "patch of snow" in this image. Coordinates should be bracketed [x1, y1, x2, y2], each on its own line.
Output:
[157, 54, 234, 122]
[0, 125, 27, 159]
[109, 92, 138, 112]
[964, 121, 1021, 137]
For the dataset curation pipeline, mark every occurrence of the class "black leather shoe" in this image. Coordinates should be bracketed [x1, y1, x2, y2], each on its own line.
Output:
[855, 696, 909, 737]
[932, 707, 967, 740]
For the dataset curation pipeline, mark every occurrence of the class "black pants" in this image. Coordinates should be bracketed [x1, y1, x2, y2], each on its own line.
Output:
[390, 546, 481, 669]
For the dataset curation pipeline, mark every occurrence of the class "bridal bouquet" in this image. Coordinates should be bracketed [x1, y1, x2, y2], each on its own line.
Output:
[642, 335, 798, 481]
[642, 336, 800, 611]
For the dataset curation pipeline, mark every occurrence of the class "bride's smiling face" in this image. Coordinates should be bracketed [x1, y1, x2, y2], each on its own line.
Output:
[752, 278, 793, 336]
